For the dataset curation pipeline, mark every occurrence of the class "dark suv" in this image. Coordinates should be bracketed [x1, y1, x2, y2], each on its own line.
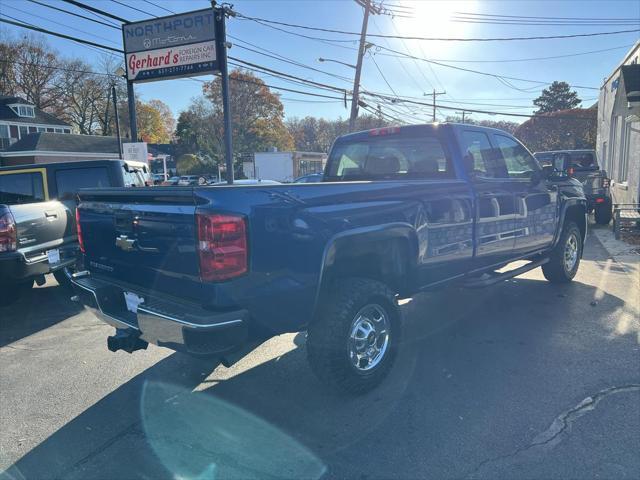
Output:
[0, 159, 147, 306]
[534, 149, 612, 224]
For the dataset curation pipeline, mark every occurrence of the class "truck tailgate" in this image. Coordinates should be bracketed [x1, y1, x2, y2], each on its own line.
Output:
[78, 188, 204, 302]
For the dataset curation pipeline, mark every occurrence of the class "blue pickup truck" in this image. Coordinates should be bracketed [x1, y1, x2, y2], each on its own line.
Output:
[68, 124, 587, 393]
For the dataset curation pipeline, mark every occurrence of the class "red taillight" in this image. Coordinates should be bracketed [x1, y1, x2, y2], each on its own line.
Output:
[76, 208, 85, 253]
[196, 213, 247, 281]
[0, 211, 17, 253]
[595, 197, 605, 204]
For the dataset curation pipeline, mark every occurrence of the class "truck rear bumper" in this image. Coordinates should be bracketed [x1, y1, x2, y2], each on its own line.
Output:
[67, 271, 248, 356]
[0, 249, 75, 282]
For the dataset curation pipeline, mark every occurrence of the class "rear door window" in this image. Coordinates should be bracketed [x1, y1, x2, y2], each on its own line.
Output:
[0, 172, 45, 205]
[460, 131, 507, 179]
[55, 167, 110, 200]
[326, 134, 453, 181]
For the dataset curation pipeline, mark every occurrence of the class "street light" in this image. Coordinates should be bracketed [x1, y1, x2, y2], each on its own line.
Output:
[318, 57, 357, 69]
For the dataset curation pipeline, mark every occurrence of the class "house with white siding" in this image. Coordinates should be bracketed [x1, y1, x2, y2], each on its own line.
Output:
[596, 41, 640, 206]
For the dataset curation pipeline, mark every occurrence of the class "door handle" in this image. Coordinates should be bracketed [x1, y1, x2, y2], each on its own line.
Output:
[44, 211, 58, 220]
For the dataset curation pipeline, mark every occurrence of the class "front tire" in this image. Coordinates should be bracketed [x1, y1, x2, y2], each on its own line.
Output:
[542, 221, 582, 283]
[306, 277, 400, 395]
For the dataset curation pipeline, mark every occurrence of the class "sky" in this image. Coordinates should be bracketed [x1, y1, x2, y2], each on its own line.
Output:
[1, 0, 639, 125]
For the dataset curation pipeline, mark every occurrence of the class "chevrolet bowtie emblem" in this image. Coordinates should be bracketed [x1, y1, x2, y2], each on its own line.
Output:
[115, 235, 136, 252]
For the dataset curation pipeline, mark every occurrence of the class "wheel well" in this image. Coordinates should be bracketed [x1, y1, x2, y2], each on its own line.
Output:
[564, 204, 587, 241]
[322, 236, 412, 295]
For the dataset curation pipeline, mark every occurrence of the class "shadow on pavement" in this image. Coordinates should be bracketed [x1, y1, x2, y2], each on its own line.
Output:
[0, 279, 83, 348]
[2, 269, 634, 480]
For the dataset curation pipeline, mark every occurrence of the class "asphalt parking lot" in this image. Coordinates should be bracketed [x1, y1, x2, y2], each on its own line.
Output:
[1, 227, 639, 480]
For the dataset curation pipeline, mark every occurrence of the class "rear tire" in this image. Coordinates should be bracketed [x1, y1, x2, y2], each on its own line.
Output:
[542, 221, 582, 283]
[306, 277, 400, 395]
[594, 204, 612, 225]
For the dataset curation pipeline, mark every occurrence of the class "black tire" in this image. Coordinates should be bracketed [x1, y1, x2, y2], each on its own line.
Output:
[306, 277, 400, 395]
[594, 204, 612, 225]
[542, 221, 582, 283]
[0, 280, 33, 307]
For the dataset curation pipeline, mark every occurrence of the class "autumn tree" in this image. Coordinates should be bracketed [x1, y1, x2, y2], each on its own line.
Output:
[533, 81, 581, 114]
[514, 108, 596, 152]
[200, 69, 294, 157]
[136, 99, 174, 143]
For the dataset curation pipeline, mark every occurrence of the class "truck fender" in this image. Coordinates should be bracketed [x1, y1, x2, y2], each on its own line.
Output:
[553, 198, 587, 251]
[312, 222, 419, 316]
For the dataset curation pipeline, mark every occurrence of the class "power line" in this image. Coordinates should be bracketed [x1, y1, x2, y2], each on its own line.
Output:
[235, 13, 640, 42]
[453, 12, 639, 22]
[111, 0, 153, 18]
[391, 44, 635, 64]
[371, 44, 600, 90]
[25, 0, 121, 30]
[141, 0, 175, 15]
[61, 0, 129, 24]
[0, 16, 123, 53]
[3, 5, 121, 47]
[0, 58, 118, 77]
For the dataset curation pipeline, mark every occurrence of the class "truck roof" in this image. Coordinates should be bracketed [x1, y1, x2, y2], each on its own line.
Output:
[337, 122, 511, 142]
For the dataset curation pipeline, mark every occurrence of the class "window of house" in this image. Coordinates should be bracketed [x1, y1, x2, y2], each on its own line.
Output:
[460, 130, 507, 179]
[18, 126, 28, 138]
[494, 134, 539, 179]
[610, 116, 620, 180]
[0, 125, 9, 138]
[0, 172, 45, 205]
[63, 129, 71, 134]
[619, 121, 631, 183]
[54, 128, 63, 133]
[17, 106, 35, 117]
[46, 128, 54, 132]
[37, 127, 46, 132]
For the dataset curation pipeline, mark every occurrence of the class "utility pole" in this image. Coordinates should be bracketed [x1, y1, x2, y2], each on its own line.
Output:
[431, 89, 446, 122]
[455, 110, 468, 123]
[349, 0, 372, 132]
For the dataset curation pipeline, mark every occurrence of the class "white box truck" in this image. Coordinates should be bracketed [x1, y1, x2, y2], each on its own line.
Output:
[250, 151, 326, 182]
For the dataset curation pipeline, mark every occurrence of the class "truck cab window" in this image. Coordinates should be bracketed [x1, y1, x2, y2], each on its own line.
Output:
[0, 172, 45, 205]
[327, 135, 452, 181]
[494, 134, 539, 179]
[461, 131, 507, 179]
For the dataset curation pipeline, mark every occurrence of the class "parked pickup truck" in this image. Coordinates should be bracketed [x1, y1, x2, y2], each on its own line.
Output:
[69, 124, 587, 393]
[534, 149, 612, 225]
[0, 160, 149, 306]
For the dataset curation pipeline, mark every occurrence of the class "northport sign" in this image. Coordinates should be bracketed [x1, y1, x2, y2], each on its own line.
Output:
[122, 9, 219, 83]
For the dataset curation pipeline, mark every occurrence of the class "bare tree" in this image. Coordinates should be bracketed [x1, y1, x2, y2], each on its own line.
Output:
[11, 35, 61, 110]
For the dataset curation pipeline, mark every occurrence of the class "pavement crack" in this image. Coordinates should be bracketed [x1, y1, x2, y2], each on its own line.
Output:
[462, 384, 640, 479]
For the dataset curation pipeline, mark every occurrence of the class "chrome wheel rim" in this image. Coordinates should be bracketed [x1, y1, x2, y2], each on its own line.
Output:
[348, 303, 390, 372]
[564, 233, 579, 272]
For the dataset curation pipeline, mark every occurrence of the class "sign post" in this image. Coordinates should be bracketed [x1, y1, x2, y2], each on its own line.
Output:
[213, 3, 234, 184]
[122, 7, 233, 183]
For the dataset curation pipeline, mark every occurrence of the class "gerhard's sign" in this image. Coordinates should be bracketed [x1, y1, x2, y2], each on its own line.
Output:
[122, 9, 219, 83]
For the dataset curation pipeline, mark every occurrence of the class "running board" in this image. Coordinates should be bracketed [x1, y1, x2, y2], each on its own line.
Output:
[461, 257, 549, 288]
